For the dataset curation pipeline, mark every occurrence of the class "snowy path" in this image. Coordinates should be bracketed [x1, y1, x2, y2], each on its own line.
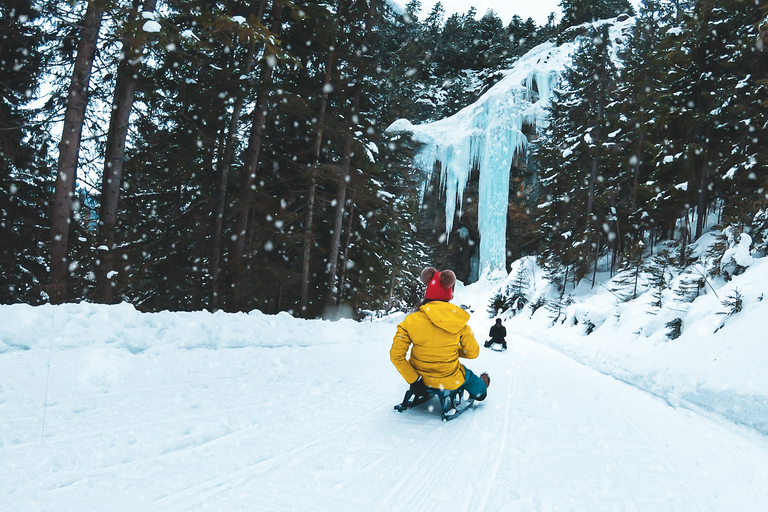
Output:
[3, 331, 768, 511]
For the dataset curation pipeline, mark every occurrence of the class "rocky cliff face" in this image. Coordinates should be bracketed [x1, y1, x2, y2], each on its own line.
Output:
[417, 132, 541, 284]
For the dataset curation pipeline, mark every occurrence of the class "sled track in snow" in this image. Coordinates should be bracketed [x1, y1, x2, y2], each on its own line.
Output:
[475, 359, 519, 512]
[370, 421, 461, 512]
[370, 356, 520, 512]
[144, 402, 392, 511]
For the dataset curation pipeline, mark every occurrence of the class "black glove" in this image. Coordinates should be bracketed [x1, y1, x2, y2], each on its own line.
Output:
[409, 377, 428, 398]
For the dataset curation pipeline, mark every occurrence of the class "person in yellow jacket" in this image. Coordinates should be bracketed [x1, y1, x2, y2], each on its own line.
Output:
[390, 267, 490, 401]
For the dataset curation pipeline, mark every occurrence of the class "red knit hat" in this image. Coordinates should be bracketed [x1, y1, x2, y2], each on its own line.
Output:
[421, 267, 456, 302]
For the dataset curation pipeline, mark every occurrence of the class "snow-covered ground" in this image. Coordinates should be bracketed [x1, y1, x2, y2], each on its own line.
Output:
[3, 250, 768, 511]
[493, 234, 768, 439]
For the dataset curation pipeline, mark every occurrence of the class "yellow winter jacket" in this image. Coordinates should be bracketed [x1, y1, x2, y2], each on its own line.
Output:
[390, 300, 479, 390]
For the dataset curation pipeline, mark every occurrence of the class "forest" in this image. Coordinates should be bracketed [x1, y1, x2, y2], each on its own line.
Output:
[1, 0, 767, 317]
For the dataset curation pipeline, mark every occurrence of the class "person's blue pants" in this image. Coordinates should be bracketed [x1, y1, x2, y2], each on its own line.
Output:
[461, 366, 487, 401]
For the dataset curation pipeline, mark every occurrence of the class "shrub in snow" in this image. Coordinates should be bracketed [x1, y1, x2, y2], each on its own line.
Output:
[487, 291, 510, 317]
[673, 274, 703, 303]
[542, 262, 568, 295]
[546, 294, 573, 325]
[646, 250, 672, 313]
[750, 209, 768, 256]
[716, 226, 754, 279]
[487, 291, 527, 317]
[718, 288, 744, 317]
[529, 295, 547, 318]
[706, 231, 729, 277]
[611, 242, 646, 301]
[488, 261, 533, 317]
[665, 317, 683, 340]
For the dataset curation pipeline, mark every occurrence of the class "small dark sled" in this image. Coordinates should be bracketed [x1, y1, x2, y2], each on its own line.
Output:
[394, 386, 475, 421]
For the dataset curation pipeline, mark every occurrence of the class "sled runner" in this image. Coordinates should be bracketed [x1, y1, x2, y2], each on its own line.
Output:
[394, 386, 476, 421]
[485, 340, 506, 352]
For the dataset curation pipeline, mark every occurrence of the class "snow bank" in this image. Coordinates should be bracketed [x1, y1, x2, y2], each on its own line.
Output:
[0, 302, 400, 355]
[490, 240, 768, 436]
[2, 232, 765, 440]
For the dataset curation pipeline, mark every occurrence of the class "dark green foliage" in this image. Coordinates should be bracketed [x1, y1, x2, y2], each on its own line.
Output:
[611, 241, 645, 302]
[546, 294, 573, 325]
[0, 2, 50, 304]
[536, 23, 619, 283]
[487, 291, 510, 317]
[377, 3, 551, 123]
[508, 268, 532, 311]
[706, 231, 729, 278]
[0, 0, 440, 315]
[529, 295, 547, 317]
[665, 317, 682, 340]
[753, 210, 768, 255]
[488, 264, 533, 316]
[674, 275, 702, 303]
[647, 250, 671, 312]
[536, 0, 768, 290]
[718, 288, 743, 317]
[5, 0, 768, 318]
[559, 0, 635, 28]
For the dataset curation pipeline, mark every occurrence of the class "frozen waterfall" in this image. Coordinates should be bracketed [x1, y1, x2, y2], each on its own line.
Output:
[386, 18, 634, 278]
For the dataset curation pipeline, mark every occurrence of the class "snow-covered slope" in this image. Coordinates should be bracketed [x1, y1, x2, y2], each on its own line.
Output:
[3, 254, 768, 510]
[492, 235, 768, 436]
[387, 17, 635, 277]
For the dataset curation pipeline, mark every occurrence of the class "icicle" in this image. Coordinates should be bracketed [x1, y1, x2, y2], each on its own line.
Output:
[387, 18, 636, 278]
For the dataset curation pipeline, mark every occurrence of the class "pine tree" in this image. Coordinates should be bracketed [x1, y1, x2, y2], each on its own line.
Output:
[49, 2, 104, 304]
[0, 2, 50, 304]
[646, 249, 671, 312]
[715, 0, 768, 227]
[611, 240, 645, 301]
[536, 24, 619, 285]
[116, 0, 274, 310]
[559, 0, 635, 28]
[96, 0, 158, 304]
[605, 0, 677, 261]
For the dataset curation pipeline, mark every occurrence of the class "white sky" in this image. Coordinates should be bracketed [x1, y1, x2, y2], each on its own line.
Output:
[391, 0, 642, 25]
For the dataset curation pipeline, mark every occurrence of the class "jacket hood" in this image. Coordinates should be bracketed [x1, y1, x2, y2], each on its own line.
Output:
[419, 301, 470, 334]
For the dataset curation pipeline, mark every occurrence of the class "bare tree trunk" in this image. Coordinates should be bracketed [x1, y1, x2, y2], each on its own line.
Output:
[324, 0, 373, 309]
[211, 0, 267, 311]
[49, 4, 104, 304]
[337, 190, 356, 298]
[300, 23, 339, 316]
[695, 159, 709, 240]
[631, 136, 643, 211]
[301, 175, 318, 314]
[680, 207, 690, 266]
[97, 0, 157, 304]
[587, 159, 597, 216]
[591, 237, 600, 289]
[324, 99, 356, 307]
[231, 0, 281, 308]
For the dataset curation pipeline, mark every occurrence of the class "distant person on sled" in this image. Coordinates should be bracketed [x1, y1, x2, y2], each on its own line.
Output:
[390, 267, 490, 402]
[484, 318, 507, 350]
